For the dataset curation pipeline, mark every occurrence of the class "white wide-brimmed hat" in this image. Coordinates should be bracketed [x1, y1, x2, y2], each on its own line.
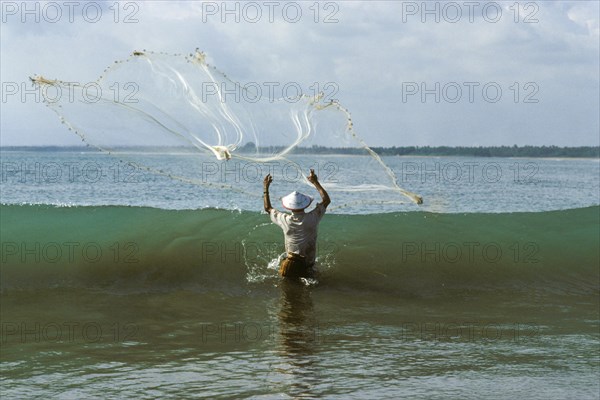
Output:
[281, 191, 313, 210]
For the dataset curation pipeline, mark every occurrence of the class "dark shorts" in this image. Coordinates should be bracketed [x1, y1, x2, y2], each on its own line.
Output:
[279, 252, 314, 279]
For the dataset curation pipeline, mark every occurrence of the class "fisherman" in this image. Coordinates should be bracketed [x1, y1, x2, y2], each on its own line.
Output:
[263, 169, 330, 279]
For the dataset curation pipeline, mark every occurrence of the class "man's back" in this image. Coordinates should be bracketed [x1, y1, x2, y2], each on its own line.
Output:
[263, 169, 330, 278]
[270, 203, 326, 266]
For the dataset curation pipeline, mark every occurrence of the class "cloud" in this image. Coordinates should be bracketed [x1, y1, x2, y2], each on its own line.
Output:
[1, 0, 598, 146]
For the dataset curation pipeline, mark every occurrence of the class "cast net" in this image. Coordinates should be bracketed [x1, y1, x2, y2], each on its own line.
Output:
[32, 49, 422, 210]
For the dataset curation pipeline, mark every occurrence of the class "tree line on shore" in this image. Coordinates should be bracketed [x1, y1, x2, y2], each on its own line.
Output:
[3, 144, 598, 158]
[240, 144, 599, 158]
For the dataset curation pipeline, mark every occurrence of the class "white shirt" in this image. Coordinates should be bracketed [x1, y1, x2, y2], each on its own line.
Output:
[270, 203, 327, 265]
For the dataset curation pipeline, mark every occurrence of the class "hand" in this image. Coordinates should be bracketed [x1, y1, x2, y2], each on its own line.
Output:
[263, 174, 273, 189]
[307, 169, 318, 185]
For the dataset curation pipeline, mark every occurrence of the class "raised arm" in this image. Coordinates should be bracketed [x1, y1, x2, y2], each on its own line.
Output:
[263, 174, 274, 213]
[307, 169, 330, 208]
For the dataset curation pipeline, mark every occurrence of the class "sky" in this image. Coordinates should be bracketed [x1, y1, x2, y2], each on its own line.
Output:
[1, 0, 599, 147]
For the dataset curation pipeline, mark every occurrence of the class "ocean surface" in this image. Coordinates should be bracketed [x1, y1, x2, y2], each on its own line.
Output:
[1, 150, 599, 399]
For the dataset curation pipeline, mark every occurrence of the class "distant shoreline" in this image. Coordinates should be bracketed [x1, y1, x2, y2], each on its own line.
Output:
[1, 145, 598, 158]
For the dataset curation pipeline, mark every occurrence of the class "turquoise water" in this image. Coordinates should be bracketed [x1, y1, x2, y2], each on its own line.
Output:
[1, 151, 599, 399]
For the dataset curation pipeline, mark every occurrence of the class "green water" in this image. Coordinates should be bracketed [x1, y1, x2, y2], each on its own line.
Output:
[1, 205, 599, 398]
[1, 205, 598, 294]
